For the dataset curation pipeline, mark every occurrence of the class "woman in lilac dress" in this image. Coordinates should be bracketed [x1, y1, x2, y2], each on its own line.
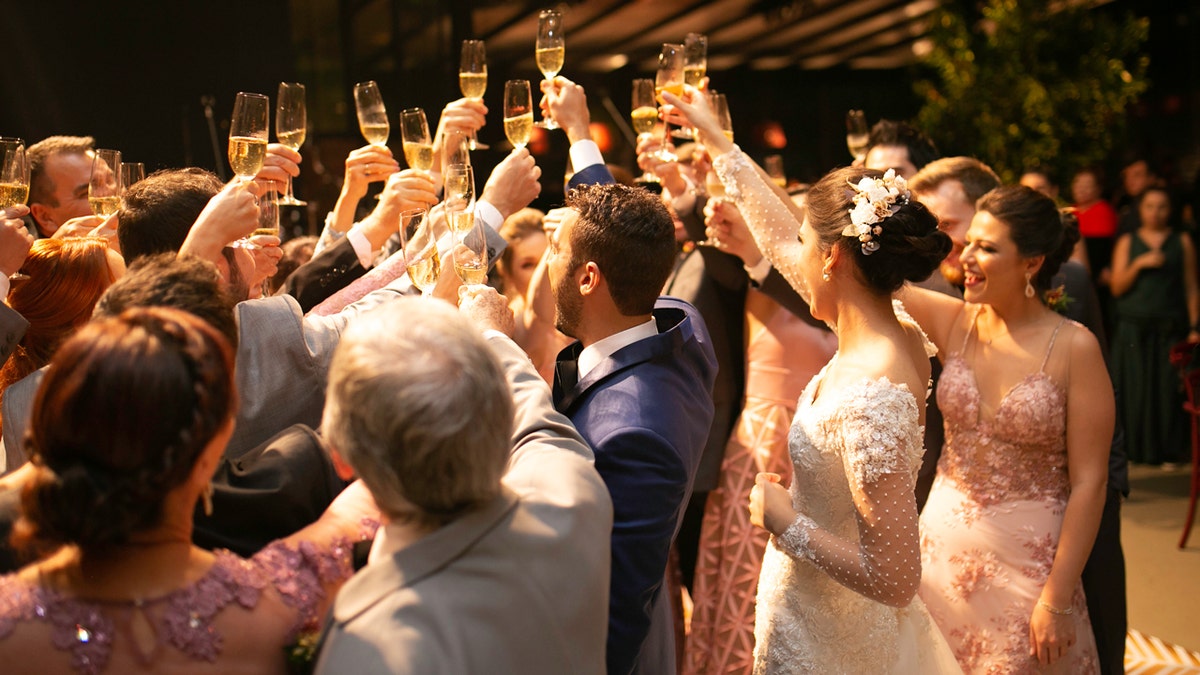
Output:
[0, 307, 375, 675]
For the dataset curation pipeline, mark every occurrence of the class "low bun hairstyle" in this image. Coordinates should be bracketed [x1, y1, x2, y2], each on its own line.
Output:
[13, 307, 236, 554]
[805, 167, 951, 293]
[977, 185, 1080, 291]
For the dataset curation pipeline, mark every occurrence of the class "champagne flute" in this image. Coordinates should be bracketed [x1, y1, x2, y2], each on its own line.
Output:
[444, 164, 475, 233]
[354, 81, 389, 147]
[654, 44, 685, 160]
[442, 129, 471, 173]
[673, 33, 708, 139]
[229, 92, 270, 182]
[276, 82, 307, 206]
[400, 108, 433, 173]
[764, 155, 787, 188]
[504, 80, 534, 150]
[0, 138, 29, 209]
[400, 207, 443, 295]
[459, 39, 489, 150]
[121, 162, 145, 190]
[88, 149, 122, 217]
[846, 109, 869, 162]
[534, 9, 564, 130]
[631, 79, 663, 181]
[451, 211, 489, 285]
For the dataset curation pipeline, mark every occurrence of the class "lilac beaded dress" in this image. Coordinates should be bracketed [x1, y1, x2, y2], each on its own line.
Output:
[918, 310, 1100, 674]
[0, 538, 357, 675]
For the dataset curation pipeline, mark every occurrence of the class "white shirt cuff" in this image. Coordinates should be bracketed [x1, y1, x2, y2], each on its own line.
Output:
[346, 227, 375, 269]
[745, 256, 772, 284]
[569, 140, 605, 174]
[476, 200, 503, 232]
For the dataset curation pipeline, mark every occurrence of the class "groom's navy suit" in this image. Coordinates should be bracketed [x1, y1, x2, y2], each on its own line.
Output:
[554, 297, 717, 675]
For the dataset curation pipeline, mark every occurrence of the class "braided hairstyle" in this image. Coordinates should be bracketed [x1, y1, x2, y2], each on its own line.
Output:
[12, 307, 236, 554]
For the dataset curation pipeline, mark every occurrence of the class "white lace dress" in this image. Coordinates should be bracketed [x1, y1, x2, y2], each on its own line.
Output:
[711, 147, 961, 674]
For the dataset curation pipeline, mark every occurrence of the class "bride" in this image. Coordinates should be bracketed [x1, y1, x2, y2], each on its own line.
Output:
[667, 89, 962, 673]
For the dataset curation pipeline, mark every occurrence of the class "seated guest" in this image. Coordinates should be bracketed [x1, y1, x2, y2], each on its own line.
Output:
[315, 293, 612, 674]
[0, 307, 376, 674]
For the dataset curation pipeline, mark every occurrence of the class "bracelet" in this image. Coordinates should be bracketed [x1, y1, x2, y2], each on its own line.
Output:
[1037, 599, 1074, 616]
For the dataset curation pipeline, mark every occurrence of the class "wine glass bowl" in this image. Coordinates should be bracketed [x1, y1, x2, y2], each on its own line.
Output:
[459, 40, 489, 151]
[673, 33, 708, 139]
[0, 138, 29, 209]
[443, 164, 475, 233]
[88, 149, 122, 217]
[451, 212, 489, 286]
[228, 92, 270, 182]
[846, 109, 869, 162]
[504, 80, 534, 150]
[276, 82, 307, 206]
[400, 108, 433, 172]
[121, 162, 145, 191]
[399, 207, 442, 295]
[354, 81, 390, 147]
[534, 9, 564, 130]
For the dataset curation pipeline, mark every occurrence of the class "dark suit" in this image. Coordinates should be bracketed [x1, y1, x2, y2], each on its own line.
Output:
[279, 237, 366, 313]
[554, 297, 718, 675]
[0, 304, 27, 370]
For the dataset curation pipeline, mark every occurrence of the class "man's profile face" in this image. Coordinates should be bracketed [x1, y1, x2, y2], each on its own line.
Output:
[546, 209, 584, 338]
[914, 179, 975, 287]
[32, 150, 94, 236]
[865, 144, 918, 180]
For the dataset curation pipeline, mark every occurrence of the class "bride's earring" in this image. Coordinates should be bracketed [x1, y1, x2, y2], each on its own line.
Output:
[1024, 272, 1035, 299]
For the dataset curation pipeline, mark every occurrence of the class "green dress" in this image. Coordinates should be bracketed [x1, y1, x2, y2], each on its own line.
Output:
[1112, 229, 1189, 464]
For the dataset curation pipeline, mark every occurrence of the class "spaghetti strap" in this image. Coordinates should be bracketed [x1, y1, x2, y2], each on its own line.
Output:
[959, 305, 984, 355]
[1039, 318, 1068, 371]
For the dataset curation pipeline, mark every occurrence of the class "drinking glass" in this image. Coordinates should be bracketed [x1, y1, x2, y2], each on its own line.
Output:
[442, 129, 471, 173]
[121, 162, 145, 190]
[229, 92, 270, 182]
[400, 108, 433, 172]
[631, 79, 664, 180]
[710, 92, 733, 142]
[459, 39, 489, 150]
[764, 155, 787, 188]
[0, 138, 29, 209]
[354, 81, 389, 147]
[88, 149, 122, 217]
[534, 9, 564, 129]
[451, 211, 489, 285]
[276, 82, 307, 206]
[504, 80, 533, 150]
[673, 33, 708, 139]
[444, 164, 475, 233]
[846, 109, 869, 162]
[654, 45, 685, 158]
[399, 207, 442, 295]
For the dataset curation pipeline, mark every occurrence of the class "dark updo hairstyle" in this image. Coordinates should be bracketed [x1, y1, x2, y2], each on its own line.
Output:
[977, 185, 1080, 291]
[12, 307, 237, 554]
[804, 167, 951, 293]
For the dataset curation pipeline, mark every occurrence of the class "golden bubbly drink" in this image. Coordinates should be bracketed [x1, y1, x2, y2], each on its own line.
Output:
[252, 227, 279, 237]
[228, 136, 268, 178]
[0, 183, 29, 208]
[448, 209, 475, 234]
[403, 141, 434, 171]
[89, 195, 121, 217]
[459, 71, 487, 99]
[455, 259, 487, 284]
[655, 83, 683, 105]
[631, 106, 658, 135]
[536, 46, 564, 78]
[505, 112, 533, 149]
[408, 250, 440, 293]
[847, 133, 869, 159]
[277, 129, 305, 151]
[683, 65, 705, 88]
[360, 122, 390, 146]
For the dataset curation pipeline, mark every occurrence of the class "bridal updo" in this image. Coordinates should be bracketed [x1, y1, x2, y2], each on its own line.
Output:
[805, 167, 950, 293]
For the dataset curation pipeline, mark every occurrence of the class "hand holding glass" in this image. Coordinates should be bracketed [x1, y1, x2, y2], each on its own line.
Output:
[89, 149, 122, 217]
[276, 82, 307, 206]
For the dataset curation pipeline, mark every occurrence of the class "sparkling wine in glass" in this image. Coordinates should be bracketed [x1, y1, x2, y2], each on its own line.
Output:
[399, 207, 442, 295]
[400, 108, 433, 172]
[276, 82, 307, 206]
[442, 129, 471, 173]
[444, 164, 475, 233]
[229, 92, 270, 182]
[631, 79, 662, 181]
[654, 45, 685, 160]
[0, 138, 29, 209]
[452, 211, 489, 285]
[354, 81, 390, 147]
[673, 33, 708, 139]
[846, 109, 869, 162]
[459, 40, 489, 151]
[121, 162, 145, 190]
[504, 80, 534, 150]
[534, 9, 564, 130]
[711, 91, 734, 142]
[88, 149, 122, 217]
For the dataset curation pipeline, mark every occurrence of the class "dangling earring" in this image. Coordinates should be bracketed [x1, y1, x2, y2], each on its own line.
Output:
[1024, 272, 1036, 299]
[822, 270, 831, 282]
[202, 481, 214, 517]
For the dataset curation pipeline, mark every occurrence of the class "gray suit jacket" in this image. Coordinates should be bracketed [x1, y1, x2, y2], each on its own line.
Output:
[2, 276, 411, 470]
[0, 303, 28, 471]
[315, 335, 613, 675]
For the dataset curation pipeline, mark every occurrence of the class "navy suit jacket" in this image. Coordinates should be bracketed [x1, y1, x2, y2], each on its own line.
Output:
[554, 297, 717, 675]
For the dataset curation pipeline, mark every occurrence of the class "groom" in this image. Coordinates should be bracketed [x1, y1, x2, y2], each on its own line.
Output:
[548, 183, 717, 675]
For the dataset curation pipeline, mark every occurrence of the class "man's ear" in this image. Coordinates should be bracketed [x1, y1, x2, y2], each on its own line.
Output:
[327, 445, 358, 482]
[28, 204, 56, 235]
[578, 261, 601, 296]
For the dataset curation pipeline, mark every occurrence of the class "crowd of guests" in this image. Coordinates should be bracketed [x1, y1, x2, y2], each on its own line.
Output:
[0, 63, 1173, 674]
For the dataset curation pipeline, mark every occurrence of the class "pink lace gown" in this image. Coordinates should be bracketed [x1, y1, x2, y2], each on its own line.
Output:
[918, 316, 1100, 674]
[685, 291, 836, 675]
[0, 538, 357, 675]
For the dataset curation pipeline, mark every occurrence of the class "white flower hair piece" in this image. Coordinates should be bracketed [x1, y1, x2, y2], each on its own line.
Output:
[842, 168, 910, 255]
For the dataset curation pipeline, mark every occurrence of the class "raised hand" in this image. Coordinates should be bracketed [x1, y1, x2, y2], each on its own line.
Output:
[480, 148, 542, 220]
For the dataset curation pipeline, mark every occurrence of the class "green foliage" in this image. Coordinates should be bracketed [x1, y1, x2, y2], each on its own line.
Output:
[915, 0, 1149, 183]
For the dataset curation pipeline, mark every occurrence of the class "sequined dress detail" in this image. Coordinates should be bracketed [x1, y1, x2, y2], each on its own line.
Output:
[918, 310, 1099, 674]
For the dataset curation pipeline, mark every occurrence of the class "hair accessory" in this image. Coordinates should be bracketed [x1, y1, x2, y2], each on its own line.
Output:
[842, 168, 910, 255]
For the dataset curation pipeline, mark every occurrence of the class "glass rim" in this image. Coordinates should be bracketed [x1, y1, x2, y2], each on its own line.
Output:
[235, 91, 269, 100]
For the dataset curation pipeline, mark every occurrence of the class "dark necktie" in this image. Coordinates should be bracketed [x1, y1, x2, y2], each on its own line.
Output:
[553, 358, 579, 405]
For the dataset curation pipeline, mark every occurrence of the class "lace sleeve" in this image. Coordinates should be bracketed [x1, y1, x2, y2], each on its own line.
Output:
[711, 147, 806, 296]
[254, 534, 360, 638]
[773, 381, 924, 608]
